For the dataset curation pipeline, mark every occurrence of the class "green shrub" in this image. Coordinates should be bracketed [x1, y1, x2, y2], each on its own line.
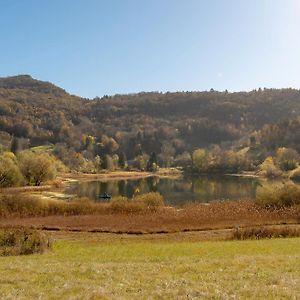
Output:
[255, 183, 300, 208]
[0, 228, 51, 256]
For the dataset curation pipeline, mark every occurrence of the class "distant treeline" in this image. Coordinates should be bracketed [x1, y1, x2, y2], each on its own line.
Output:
[0, 75, 300, 176]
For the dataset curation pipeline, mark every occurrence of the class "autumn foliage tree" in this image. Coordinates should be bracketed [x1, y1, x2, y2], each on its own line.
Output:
[18, 151, 57, 186]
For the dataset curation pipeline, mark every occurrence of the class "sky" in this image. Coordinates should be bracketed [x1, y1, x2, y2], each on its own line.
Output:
[1, 0, 300, 98]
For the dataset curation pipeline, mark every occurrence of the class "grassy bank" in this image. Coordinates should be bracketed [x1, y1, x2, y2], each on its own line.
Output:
[0, 233, 299, 299]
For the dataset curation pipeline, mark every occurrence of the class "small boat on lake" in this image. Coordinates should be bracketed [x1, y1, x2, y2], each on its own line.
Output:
[100, 192, 111, 199]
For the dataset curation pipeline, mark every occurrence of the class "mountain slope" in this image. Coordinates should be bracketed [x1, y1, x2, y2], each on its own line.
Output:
[0, 75, 299, 167]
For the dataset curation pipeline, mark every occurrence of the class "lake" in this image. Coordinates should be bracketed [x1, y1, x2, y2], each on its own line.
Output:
[64, 175, 286, 206]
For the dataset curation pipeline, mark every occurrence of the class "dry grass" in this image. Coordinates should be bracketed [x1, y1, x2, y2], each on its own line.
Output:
[0, 234, 299, 299]
[0, 228, 50, 256]
[0, 190, 299, 234]
[0, 198, 298, 234]
[0, 192, 165, 217]
[232, 225, 300, 240]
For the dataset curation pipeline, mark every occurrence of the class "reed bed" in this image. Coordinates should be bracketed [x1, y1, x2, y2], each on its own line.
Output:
[0, 192, 164, 217]
[0, 198, 298, 234]
[0, 190, 299, 233]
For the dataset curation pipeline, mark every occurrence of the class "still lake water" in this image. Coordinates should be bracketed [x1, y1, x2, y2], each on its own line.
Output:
[64, 175, 285, 206]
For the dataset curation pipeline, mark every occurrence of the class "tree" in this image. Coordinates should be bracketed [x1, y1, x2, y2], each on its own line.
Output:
[112, 154, 119, 169]
[0, 153, 23, 187]
[146, 152, 158, 172]
[102, 155, 114, 171]
[18, 151, 57, 186]
[276, 147, 299, 171]
[119, 152, 127, 169]
[159, 142, 175, 167]
[94, 155, 102, 172]
[192, 149, 206, 172]
[258, 156, 282, 178]
[134, 154, 148, 171]
[174, 152, 192, 168]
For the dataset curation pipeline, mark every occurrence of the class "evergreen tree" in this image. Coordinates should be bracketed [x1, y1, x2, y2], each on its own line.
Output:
[119, 152, 127, 169]
[146, 152, 158, 172]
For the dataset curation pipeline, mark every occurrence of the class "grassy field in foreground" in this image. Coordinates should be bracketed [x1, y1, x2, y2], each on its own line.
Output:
[0, 235, 299, 299]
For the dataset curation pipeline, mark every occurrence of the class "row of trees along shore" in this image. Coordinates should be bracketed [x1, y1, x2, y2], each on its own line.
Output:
[1, 142, 300, 188]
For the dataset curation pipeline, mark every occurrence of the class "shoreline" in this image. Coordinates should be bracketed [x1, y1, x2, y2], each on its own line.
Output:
[0, 169, 182, 194]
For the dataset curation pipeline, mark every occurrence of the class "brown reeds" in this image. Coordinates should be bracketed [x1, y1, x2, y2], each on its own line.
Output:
[232, 225, 300, 240]
[0, 192, 165, 217]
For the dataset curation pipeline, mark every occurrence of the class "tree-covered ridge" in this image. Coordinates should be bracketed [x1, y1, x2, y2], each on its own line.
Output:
[0, 75, 299, 174]
[0, 75, 67, 95]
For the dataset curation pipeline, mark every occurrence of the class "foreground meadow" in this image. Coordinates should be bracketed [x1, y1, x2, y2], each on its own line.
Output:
[0, 233, 299, 299]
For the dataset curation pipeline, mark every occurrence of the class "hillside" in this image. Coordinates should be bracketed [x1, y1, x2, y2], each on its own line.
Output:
[0, 75, 300, 171]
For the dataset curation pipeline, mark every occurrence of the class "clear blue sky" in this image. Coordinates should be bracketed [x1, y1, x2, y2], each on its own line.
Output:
[1, 0, 300, 98]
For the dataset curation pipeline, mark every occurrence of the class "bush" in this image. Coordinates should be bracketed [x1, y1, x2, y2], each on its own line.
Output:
[257, 156, 282, 178]
[255, 183, 300, 208]
[109, 196, 137, 213]
[0, 228, 51, 256]
[133, 192, 164, 210]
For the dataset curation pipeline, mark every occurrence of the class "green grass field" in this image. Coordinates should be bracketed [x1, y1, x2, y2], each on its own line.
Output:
[0, 235, 299, 299]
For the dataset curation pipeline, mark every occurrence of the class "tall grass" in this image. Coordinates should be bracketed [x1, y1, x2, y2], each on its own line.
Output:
[0, 192, 165, 217]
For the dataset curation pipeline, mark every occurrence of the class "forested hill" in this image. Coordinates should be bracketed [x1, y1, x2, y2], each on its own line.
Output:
[0, 75, 300, 170]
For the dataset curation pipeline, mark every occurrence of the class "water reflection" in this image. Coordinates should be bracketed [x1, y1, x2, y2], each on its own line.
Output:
[65, 175, 274, 206]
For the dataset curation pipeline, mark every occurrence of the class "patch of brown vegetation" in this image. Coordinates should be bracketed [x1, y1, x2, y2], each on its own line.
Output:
[232, 225, 300, 240]
[0, 199, 298, 234]
[0, 192, 164, 217]
[0, 228, 50, 256]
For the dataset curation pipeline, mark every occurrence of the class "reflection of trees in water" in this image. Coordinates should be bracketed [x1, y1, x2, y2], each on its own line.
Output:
[192, 178, 217, 200]
[173, 180, 193, 192]
[118, 180, 126, 196]
[67, 175, 266, 205]
[146, 177, 159, 192]
[71, 181, 102, 200]
[106, 181, 120, 196]
[191, 177, 261, 201]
